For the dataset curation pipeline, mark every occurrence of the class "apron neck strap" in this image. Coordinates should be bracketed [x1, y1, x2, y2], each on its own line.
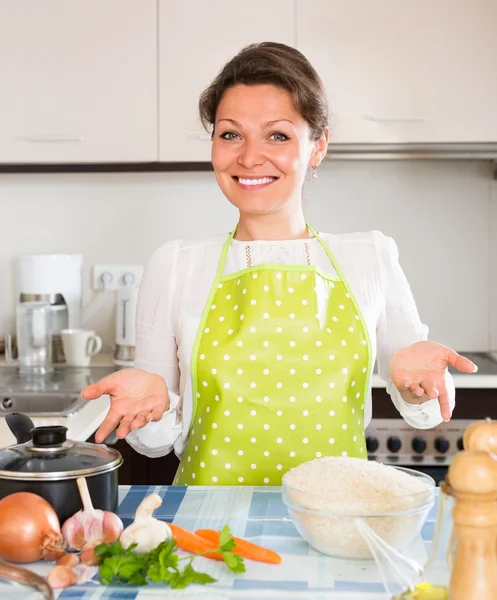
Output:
[217, 223, 341, 279]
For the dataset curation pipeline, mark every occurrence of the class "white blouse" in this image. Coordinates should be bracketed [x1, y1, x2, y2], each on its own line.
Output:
[126, 230, 455, 459]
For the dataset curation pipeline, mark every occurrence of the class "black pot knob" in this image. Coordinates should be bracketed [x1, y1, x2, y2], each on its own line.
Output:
[31, 426, 68, 447]
[5, 412, 35, 444]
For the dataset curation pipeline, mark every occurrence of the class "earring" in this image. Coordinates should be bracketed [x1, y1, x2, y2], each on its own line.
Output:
[312, 165, 318, 179]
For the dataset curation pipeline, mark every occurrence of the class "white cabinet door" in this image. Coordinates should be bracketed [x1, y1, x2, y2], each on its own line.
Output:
[297, 0, 497, 144]
[0, 1, 157, 163]
[159, 0, 296, 162]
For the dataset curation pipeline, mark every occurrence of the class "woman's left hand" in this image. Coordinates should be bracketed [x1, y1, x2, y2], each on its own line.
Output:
[391, 341, 477, 421]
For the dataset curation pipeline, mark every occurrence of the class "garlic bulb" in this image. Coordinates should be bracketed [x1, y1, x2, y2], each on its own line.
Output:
[120, 493, 172, 554]
[62, 477, 123, 550]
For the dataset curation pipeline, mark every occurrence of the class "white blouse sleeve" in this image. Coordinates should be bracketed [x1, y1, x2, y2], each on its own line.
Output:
[125, 241, 184, 457]
[375, 233, 455, 429]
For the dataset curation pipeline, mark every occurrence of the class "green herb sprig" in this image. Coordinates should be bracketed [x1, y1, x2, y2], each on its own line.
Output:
[95, 525, 245, 589]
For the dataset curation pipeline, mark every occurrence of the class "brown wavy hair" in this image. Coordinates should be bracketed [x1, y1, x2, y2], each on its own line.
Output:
[199, 42, 328, 141]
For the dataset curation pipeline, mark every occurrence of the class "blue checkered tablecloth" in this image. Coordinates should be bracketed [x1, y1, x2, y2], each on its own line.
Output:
[49, 485, 439, 600]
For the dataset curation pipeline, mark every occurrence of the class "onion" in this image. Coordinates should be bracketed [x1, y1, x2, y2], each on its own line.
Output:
[0, 492, 65, 563]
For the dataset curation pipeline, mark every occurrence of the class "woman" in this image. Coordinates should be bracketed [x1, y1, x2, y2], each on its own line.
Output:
[83, 42, 476, 485]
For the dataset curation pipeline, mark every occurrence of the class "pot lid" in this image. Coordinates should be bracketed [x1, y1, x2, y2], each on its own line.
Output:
[0, 563, 53, 599]
[0, 425, 122, 480]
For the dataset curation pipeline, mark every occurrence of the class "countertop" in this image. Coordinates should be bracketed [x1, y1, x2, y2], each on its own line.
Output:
[0, 353, 117, 446]
[0, 393, 111, 447]
[27, 485, 438, 599]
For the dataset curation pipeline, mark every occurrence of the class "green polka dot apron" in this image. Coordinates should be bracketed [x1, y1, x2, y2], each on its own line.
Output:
[174, 225, 372, 486]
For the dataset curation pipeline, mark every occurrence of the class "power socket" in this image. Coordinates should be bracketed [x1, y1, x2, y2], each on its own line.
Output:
[92, 265, 144, 291]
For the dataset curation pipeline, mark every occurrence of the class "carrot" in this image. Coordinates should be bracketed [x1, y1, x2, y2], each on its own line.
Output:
[195, 529, 282, 564]
[168, 522, 223, 561]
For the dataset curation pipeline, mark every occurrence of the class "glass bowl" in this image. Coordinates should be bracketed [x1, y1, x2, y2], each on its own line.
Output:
[282, 466, 435, 560]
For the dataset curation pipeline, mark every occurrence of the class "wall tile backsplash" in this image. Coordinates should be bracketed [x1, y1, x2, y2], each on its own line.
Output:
[1, 160, 495, 351]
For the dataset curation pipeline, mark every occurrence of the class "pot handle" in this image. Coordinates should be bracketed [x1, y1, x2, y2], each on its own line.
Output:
[6, 413, 35, 444]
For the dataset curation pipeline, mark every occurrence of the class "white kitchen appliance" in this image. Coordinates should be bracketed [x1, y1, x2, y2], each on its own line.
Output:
[16, 253, 83, 362]
[113, 283, 139, 367]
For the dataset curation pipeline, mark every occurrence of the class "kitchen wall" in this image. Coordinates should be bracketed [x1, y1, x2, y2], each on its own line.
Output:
[0, 159, 495, 351]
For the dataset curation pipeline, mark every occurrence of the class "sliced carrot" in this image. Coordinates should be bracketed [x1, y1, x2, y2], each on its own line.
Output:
[168, 522, 223, 561]
[195, 529, 282, 564]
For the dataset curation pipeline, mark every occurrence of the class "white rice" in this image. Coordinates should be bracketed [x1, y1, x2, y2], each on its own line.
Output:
[282, 456, 433, 559]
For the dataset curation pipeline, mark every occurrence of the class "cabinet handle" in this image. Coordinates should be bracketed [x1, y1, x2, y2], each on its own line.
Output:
[363, 116, 425, 123]
[28, 135, 83, 142]
[197, 134, 212, 141]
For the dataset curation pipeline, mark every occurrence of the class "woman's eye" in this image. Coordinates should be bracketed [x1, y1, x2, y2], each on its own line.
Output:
[220, 131, 240, 140]
[270, 132, 289, 142]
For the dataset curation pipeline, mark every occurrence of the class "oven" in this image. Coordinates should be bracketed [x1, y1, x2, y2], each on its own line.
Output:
[368, 352, 497, 485]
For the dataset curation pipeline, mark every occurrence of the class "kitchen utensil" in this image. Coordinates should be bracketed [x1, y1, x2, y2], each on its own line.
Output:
[354, 517, 423, 596]
[0, 413, 122, 524]
[282, 466, 435, 559]
[60, 329, 102, 367]
[6, 302, 53, 374]
[0, 562, 53, 599]
[113, 283, 138, 367]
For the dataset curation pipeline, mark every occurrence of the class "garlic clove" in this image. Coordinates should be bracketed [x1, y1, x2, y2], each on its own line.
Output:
[102, 510, 124, 544]
[62, 514, 86, 550]
[47, 565, 77, 590]
[73, 564, 99, 585]
[79, 547, 99, 566]
[62, 478, 123, 549]
[56, 553, 80, 568]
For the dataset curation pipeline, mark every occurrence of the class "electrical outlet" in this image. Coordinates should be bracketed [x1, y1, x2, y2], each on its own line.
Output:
[92, 265, 144, 291]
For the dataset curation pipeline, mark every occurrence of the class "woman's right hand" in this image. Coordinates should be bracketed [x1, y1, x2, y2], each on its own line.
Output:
[81, 369, 169, 443]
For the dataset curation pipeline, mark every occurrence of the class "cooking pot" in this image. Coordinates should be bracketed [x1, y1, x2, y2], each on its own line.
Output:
[0, 413, 122, 524]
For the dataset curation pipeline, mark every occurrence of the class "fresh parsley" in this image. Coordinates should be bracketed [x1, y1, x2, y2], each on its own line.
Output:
[95, 524, 245, 588]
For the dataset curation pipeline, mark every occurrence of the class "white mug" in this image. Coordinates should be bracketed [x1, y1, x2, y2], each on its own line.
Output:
[61, 329, 103, 367]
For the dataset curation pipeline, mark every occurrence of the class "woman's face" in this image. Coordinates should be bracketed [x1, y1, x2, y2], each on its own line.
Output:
[211, 84, 328, 217]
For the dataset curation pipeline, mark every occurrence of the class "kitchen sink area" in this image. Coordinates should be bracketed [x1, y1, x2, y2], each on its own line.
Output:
[0, 393, 86, 416]
[0, 364, 117, 445]
[0, 365, 116, 415]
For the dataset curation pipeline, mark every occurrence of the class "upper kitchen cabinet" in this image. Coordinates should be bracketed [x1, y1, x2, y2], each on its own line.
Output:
[0, 1, 157, 164]
[158, 0, 296, 162]
[297, 0, 497, 144]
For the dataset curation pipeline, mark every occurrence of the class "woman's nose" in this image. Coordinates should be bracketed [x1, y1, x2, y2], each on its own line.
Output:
[237, 139, 265, 169]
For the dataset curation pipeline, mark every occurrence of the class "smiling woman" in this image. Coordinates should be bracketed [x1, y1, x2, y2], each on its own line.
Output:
[81, 42, 477, 487]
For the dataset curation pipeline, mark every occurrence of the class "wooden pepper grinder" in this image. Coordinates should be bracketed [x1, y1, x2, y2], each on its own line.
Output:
[448, 419, 497, 600]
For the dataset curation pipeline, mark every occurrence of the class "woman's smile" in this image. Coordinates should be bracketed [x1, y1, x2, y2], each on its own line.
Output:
[233, 175, 279, 190]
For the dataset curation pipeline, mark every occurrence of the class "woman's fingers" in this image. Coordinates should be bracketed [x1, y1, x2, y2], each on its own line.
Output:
[95, 407, 125, 443]
[147, 402, 167, 422]
[436, 382, 451, 421]
[420, 380, 439, 400]
[130, 410, 152, 431]
[409, 383, 425, 399]
[444, 348, 477, 373]
[116, 415, 138, 439]
[81, 371, 124, 400]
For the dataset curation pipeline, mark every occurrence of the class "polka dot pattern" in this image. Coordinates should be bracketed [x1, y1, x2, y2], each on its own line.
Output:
[175, 263, 369, 487]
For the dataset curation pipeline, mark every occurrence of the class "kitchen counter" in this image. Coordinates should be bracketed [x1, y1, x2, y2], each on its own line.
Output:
[0, 354, 117, 446]
[28, 485, 437, 599]
[0, 393, 110, 447]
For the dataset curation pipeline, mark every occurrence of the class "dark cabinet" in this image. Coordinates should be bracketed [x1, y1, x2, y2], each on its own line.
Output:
[86, 434, 180, 485]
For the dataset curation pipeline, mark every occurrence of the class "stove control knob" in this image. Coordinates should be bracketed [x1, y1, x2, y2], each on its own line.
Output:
[387, 436, 402, 453]
[435, 437, 450, 454]
[412, 436, 427, 453]
[457, 437, 464, 451]
[366, 436, 379, 453]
